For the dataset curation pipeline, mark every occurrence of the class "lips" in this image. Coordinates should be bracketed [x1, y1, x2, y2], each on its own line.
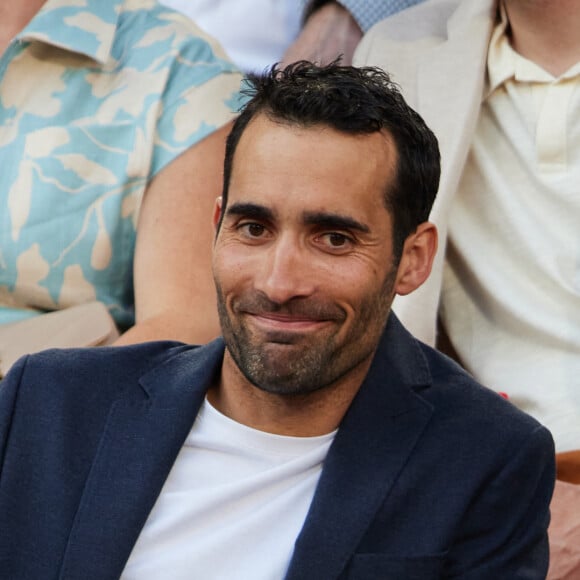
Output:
[234, 293, 345, 325]
[250, 312, 331, 330]
[253, 310, 329, 322]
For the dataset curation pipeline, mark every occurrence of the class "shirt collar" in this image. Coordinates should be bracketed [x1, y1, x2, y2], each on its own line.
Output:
[16, 0, 123, 64]
[486, 1, 580, 98]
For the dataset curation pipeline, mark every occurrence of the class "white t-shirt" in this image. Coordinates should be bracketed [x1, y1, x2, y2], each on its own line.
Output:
[122, 398, 336, 579]
[441, 6, 580, 451]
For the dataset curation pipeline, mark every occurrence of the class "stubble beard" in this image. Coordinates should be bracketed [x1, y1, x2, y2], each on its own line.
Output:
[215, 269, 396, 397]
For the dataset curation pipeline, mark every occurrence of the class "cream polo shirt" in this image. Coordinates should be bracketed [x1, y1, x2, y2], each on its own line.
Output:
[440, 6, 580, 451]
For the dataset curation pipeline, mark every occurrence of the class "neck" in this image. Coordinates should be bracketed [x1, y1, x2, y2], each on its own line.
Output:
[503, 0, 580, 76]
[0, 1, 46, 55]
[207, 352, 371, 437]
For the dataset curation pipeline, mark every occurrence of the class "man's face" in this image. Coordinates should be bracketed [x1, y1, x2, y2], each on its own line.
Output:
[213, 114, 402, 396]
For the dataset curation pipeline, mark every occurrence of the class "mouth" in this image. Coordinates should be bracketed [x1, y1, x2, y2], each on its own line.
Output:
[230, 295, 345, 342]
[248, 312, 333, 334]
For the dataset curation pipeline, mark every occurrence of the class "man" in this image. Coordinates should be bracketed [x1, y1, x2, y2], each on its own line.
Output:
[354, 1, 580, 575]
[0, 62, 554, 579]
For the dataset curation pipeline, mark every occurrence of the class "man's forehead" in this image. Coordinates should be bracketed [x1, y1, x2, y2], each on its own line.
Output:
[235, 112, 396, 158]
[226, 113, 396, 230]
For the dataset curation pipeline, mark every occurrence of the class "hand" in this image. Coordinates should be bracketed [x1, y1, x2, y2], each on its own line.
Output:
[282, 2, 363, 67]
[548, 480, 580, 579]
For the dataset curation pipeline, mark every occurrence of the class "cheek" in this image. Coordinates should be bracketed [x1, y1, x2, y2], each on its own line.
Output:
[336, 259, 389, 293]
[320, 277, 372, 323]
[214, 260, 240, 294]
[213, 245, 255, 294]
[345, 266, 396, 314]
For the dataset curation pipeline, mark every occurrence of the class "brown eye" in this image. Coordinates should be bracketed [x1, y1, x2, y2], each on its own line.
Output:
[317, 232, 354, 252]
[240, 222, 266, 237]
[248, 223, 265, 236]
[328, 233, 347, 246]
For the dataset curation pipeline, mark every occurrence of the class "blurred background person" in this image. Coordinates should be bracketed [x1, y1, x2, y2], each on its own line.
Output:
[0, 0, 244, 356]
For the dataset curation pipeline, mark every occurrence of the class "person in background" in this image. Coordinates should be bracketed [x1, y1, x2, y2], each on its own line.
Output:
[0, 0, 244, 348]
[355, 0, 580, 576]
[0, 61, 554, 580]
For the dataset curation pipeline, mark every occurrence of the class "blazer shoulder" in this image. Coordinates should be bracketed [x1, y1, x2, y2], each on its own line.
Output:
[0, 341, 208, 467]
[4, 341, 196, 403]
[32, 339, 191, 371]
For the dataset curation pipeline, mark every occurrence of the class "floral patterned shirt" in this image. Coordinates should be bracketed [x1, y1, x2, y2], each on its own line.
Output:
[0, 0, 243, 328]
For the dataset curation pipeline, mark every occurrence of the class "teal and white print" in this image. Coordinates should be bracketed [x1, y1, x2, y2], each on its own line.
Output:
[0, 0, 243, 329]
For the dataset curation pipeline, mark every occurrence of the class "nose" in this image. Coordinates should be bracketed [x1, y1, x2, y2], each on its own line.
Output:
[254, 235, 315, 304]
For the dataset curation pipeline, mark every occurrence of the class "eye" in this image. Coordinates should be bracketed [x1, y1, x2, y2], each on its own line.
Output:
[327, 233, 348, 246]
[318, 232, 354, 251]
[239, 222, 267, 238]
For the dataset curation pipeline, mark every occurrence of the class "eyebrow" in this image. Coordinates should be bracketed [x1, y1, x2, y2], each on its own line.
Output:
[303, 211, 370, 233]
[225, 202, 274, 221]
[225, 203, 370, 234]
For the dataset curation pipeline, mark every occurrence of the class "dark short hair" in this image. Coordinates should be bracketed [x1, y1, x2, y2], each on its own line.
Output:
[221, 60, 440, 258]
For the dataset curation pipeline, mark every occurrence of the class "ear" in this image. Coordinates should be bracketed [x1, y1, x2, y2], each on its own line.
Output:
[394, 222, 438, 296]
[212, 196, 223, 232]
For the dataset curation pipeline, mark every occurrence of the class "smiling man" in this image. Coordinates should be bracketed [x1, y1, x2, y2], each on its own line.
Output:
[0, 62, 555, 579]
[211, 115, 407, 422]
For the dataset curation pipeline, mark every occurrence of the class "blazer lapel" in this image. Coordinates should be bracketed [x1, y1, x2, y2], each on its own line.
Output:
[286, 316, 434, 580]
[58, 339, 225, 580]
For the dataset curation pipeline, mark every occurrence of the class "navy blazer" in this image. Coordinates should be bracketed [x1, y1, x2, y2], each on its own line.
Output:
[0, 315, 554, 579]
